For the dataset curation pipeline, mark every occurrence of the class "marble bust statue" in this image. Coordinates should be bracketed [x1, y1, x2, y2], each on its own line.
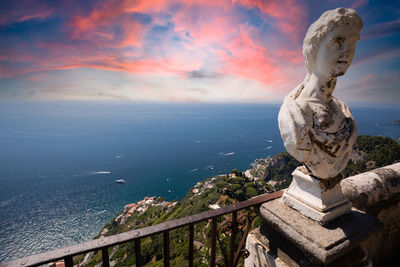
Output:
[278, 8, 363, 223]
[278, 7, 363, 179]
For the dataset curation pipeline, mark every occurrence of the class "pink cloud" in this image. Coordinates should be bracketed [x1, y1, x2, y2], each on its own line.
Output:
[0, 39, 204, 79]
[345, 71, 400, 97]
[32, 55, 196, 77]
[1, 0, 304, 92]
[362, 19, 400, 39]
[351, 0, 368, 9]
[169, 3, 303, 86]
[0, 0, 53, 25]
[171, 1, 239, 48]
[354, 47, 400, 67]
[216, 24, 289, 86]
[233, 0, 307, 42]
[277, 49, 303, 64]
[175, 13, 236, 45]
[361, 73, 374, 82]
[68, 0, 148, 48]
[18, 9, 53, 23]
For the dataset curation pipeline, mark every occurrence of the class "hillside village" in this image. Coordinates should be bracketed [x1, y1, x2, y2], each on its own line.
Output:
[73, 135, 400, 267]
[116, 160, 286, 222]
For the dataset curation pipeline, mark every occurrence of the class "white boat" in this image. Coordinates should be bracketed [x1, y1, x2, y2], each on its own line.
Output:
[115, 179, 126, 184]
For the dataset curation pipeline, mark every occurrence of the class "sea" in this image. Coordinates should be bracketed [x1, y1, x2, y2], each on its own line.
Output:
[0, 101, 399, 263]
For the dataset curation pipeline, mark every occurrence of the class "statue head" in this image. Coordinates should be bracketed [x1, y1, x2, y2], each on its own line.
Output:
[303, 8, 363, 78]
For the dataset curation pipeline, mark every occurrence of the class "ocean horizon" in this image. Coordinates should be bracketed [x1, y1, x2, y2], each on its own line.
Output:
[1, 101, 399, 263]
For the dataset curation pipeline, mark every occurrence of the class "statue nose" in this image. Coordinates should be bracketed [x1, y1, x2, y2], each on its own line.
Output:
[341, 42, 349, 52]
[340, 44, 355, 59]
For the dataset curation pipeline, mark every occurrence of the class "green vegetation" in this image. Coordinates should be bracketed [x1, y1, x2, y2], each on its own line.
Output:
[259, 135, 400, 187]
[261, 152, 301, 190]
[79, 135, 400, 266]
[342, 135, 400, 177]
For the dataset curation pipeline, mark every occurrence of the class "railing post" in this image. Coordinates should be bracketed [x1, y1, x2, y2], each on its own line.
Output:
[229, 211, 237, 267]
[163, 231, 170, 267]
[210, 218, 217, 267]
[64, 255, 73, 267]
[135, 238, 142, 267]
[189, 224, 194, 267]
[0, 192, 283, 267]
[102, 247, 110, 267]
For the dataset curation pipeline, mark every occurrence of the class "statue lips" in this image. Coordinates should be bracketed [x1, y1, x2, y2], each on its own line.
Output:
[335, 58, 350, 76]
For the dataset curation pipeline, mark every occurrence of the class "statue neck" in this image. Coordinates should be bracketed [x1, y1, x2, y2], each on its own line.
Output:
[299, 73, 337, 102]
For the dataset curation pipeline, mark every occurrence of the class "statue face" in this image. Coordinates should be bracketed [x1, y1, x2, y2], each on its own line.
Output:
[315, 25, 360, 78]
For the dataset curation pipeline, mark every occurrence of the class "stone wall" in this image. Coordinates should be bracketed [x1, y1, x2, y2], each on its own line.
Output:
[341, 162, 400, 266]
[245, 162, 400, 267]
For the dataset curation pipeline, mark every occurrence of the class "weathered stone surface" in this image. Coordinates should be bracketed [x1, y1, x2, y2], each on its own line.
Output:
[283, 167, 351, 223]
[249, 164, 400, 266]
[245, 229, 290, 267]
[340, 162, 400, 266]
[278, 8, 363, 179]
[341, 162, 400, 210]
[277, 7, 364, 223]
[259, 198, 381, 264]
[359, 196, 400, 267]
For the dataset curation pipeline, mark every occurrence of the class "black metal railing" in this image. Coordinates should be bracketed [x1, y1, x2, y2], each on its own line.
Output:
[0, 191, 283, 267]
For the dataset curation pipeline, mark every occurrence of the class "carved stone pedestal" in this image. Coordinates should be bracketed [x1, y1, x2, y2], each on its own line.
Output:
[245, 198, 381, 267]
[283, 167, 351, 224]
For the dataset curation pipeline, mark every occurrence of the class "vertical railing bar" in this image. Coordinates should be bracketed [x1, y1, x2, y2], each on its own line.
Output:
[64, 255, 73, 267]
[102, 247, 110, 267]
[163, 231, 170, 267]
[229, 211, 237, 267]
[210, 217, 217, 267]
[189, 224, 194, 267]
[0, 193, 284, 267]
[135, 238, 142, 267]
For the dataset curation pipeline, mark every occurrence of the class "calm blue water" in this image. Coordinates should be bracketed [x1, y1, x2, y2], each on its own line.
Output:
[0, 101, 399, 262]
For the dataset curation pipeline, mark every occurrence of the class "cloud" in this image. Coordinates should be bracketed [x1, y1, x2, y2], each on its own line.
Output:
[97, 92, 131, 100]
[351, 0, 368, 9]
[1, 0, 397, 103]
[185, 87, 209, 95]
[215, 23, 302, 87]
[233, 0, 307, 42]
[68, 2, 147, 48]
[362, 19, 400, 39]
[338, 70, 400, 103]
[353, 46, 400, 67]
[172, 3, 238, 46]
[1, 0, 306, 85]
[0, 0, 53, 25]
[277, 49, 303, 64]
[360, 73, 374, 82]
[186, 70, 221, 79]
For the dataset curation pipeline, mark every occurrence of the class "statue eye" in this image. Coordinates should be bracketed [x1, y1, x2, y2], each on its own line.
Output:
[333, 37, 344, 48]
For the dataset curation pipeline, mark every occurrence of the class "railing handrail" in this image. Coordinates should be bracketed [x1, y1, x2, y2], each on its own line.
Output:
[0, 191, 283, 267]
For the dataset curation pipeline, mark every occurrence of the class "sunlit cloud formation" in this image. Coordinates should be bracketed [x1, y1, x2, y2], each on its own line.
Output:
[0, 0, 399, 103]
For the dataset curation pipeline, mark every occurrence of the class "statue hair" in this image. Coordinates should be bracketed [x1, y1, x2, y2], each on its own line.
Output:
[302, 7, 363, 76]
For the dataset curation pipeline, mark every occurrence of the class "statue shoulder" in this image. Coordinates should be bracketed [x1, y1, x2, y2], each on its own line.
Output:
[281, 91, 303, 119]
[278, 86, 311, 155]
[281, 84, 305, 109]
[332, 97, 352, 117]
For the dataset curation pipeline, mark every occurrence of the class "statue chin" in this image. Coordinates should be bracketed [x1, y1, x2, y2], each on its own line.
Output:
[332, 71, 345, 77]
[331, 64, 349, 77]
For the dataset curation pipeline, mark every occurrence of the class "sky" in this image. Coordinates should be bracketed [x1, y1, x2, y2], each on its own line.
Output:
[0, 0, 399, 103]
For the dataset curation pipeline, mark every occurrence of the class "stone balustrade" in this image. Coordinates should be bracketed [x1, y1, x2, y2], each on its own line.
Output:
[341, 162, 400, 267]
[246, 162, 400, 267]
